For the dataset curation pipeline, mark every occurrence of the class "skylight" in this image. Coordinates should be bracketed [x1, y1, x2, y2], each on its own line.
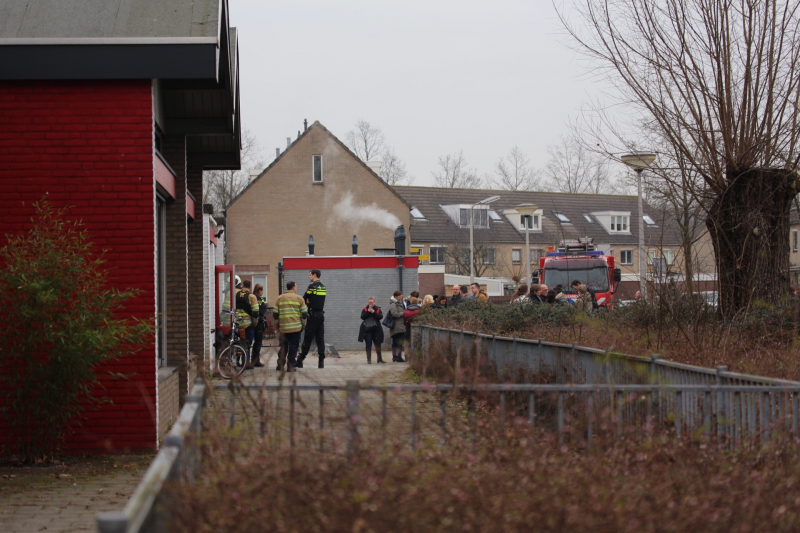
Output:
[410, 207, 426, 220]
[583, 214, 594, 223]
[643, 215, 656, 226]
[489, 210, 503, 221]
[554, 212, 570, 223]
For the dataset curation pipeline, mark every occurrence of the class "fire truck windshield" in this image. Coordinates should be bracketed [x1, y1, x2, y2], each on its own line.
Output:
[544, 266, 609, 293]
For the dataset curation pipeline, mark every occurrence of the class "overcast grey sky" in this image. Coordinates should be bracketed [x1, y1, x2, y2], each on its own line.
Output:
[231, 0, 605, 186]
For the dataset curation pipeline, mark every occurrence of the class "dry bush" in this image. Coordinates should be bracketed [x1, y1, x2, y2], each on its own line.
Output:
[168, 402, 800, 533]
[417, 301, 800, 381]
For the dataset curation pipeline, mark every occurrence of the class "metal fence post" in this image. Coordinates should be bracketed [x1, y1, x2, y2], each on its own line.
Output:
[716, 366, 728, 442]
[346, 380, 360, 454]
[96, 513, 128, 533]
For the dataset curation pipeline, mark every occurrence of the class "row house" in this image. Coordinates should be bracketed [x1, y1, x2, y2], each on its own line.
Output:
[393, 186, 706, 298]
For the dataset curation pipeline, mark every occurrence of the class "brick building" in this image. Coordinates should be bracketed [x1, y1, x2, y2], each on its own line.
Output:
[0, 0, 241, 453]
[227, 121, 412, 304]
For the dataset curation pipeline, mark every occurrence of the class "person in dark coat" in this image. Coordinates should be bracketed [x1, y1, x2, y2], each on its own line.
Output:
[358, 297, 385, 364]
[402, 297, 422, 356]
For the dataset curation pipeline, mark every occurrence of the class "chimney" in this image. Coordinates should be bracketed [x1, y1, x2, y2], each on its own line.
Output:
[394, 225, 406, 256]
[304, 119, 308, 131]
[366, 160, 383, 175]
[297, 130, 300, 139]
[352, 235, 358, 255]
[286, 137, 291, 148]
[275, 148, 280, 158]
[308, 235, 315, 256]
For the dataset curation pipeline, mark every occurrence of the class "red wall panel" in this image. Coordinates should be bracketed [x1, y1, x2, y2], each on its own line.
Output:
[0, 80, 157, 454]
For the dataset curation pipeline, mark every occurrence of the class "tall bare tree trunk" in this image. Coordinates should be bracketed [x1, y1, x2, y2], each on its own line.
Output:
[706, 169, 796, 318]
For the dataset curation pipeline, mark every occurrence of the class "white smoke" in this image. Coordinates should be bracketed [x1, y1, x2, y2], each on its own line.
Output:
[332, 192, 401, 231]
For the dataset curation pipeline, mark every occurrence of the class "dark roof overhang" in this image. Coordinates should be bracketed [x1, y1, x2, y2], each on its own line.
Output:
[0, 0, 241, 171]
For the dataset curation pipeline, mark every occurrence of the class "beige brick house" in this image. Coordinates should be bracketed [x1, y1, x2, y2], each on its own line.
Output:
[226, 121, 411, 304]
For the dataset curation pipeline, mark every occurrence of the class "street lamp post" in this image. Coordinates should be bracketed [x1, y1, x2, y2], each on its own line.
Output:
[621, 153, 656, 300]
[515, 204, 539, 287]
[470, 196, 501, 284]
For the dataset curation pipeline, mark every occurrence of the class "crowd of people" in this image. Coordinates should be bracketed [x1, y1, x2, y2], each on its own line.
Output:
[509, 280, 597, 312]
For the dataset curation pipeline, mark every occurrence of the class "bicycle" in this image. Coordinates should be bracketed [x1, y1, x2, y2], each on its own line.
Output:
[216, 310, 251, 379]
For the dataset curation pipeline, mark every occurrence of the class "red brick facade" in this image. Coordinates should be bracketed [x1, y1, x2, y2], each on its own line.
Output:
[0, 80, 158, 453]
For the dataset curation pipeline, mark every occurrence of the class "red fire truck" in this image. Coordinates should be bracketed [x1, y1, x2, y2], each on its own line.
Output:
[538, 238, 622, 307]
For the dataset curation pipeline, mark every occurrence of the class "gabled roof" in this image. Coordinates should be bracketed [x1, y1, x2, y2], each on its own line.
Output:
[228, 121, 411, 210]
[393, 185, 682, 247]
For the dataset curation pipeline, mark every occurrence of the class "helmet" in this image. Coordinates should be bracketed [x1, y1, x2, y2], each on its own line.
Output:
[234, 275, 242, 288]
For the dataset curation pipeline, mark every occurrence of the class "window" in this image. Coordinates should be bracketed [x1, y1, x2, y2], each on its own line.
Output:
[410, 208, 426, 220]
[620, 250, 633, 265]
[312, 155, 323, 182]
[483, 247, 496, 264]
[489, 210, 503, 221]
[520, 214, 540, 230]
[647, 249, 657, 264]
[430, 246, 446, 264]
[530, 248, 544, 264]
[409, 245, 423, 256]
[512, 248, 521, 264]
[554, 212, 570, 223]
[643, 215, 657, 226]
[583, 214, 594, 223]
[794, 230, 798, 253]
[663, 249, 674, 265]
[610, 215, 629, 232]
[459, 208, 488, 227]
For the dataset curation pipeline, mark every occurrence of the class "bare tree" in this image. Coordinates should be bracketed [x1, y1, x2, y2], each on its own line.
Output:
[381, 147, 414, 186]
[203, 128, 266, 215]
[542, 136, 615, 194]
[345, 119, 385, 161]
[561, 0, 800, 317]
[345, 119, 414, 185]
[486, 146, 542, 191]
[432, 151, 483, 189]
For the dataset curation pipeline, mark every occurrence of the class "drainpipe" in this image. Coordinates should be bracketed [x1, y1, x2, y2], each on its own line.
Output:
[308, 235, 315, 256]
[352, 235, 358, 255]
[278, 262, 284, 296]
[394, 225, 406, 293]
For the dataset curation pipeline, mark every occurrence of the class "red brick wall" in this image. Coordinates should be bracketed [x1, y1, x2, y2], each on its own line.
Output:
[418, 272, 446, 300]
[0, 80, 158, 453]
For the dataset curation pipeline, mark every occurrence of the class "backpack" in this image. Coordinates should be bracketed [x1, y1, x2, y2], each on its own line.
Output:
[236, 289, 252, 313]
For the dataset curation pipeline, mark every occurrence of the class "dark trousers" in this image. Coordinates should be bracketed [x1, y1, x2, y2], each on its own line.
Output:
[278, 331, 302, 368]
[252, 320, 264, 360]
[244, 325, 254, 353]
[364, 328, 380, 352]
[391, 332, 405, 349]
[299, 312, 325, 360]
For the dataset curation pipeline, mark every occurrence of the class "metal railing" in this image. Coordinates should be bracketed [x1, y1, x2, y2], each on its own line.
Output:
[96, 381, 206, 533]
[413, 324, 800, 387]
[214, 381, 800, 452]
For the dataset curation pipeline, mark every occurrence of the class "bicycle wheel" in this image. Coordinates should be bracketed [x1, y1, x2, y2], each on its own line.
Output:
[217, 343, 249, 379]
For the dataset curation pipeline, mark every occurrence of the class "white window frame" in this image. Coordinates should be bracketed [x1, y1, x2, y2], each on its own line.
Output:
[647, 249, 657, 265]
[663, 249, 674, 265]
[482, 247, 496, 265]
[554, 212, 570, 223]
[610, 215, 629, 232]
[512, 248, 522, 265]
[530, 248, 544, 264]
[620, 249, 633, 265]
[312, 155, 323, 183]
[519, 214, 540, 231]
[430, 246, 446, 264]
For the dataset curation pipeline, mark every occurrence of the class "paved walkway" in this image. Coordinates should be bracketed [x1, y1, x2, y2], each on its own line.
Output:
[0, 454, 152, 533]
[0, 348, 416, 533]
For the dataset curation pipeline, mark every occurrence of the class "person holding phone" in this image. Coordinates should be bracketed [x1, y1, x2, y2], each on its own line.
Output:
[358, 297, 385, 364]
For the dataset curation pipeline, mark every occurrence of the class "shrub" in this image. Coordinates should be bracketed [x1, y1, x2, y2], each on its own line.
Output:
[0, 200, 153, 462]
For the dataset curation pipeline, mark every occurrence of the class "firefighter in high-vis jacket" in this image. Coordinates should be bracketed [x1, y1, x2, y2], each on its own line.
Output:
[297, 269, 326, 369]
[235, 277, 260, 367]
[250, 283, 268, 368]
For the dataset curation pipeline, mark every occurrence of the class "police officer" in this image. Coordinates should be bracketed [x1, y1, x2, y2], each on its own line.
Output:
[297, 269, 326, 369]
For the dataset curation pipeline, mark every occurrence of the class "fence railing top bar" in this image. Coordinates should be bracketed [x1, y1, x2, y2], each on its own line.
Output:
[107, 381, 205, 533]
[416, 324, 800, 386]
[212, 384, 344, 392]
[223, 383, 800, 393]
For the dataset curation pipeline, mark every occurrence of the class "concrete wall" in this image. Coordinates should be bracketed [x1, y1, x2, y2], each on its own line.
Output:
[283, 256, 418, 351]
